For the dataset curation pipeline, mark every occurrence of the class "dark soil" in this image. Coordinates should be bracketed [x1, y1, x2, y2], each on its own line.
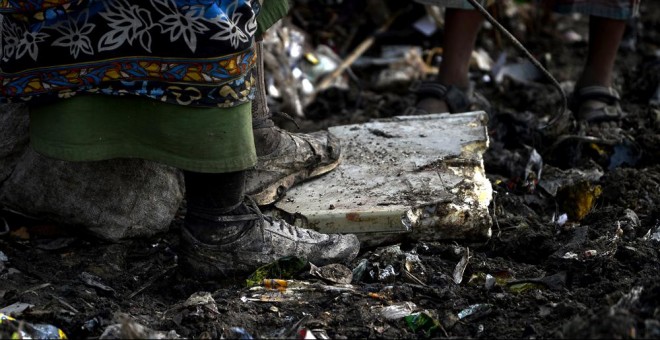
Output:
[1, 1, 659, 339]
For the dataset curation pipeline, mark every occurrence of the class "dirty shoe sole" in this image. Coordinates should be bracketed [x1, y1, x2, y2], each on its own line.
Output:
[250, 157, 341, 206]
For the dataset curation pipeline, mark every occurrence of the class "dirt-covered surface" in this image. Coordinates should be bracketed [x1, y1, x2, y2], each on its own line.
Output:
[1, 1, 660, 339]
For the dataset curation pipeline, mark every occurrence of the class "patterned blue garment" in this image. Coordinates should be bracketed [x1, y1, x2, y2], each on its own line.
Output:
[0, 0, 261, 107]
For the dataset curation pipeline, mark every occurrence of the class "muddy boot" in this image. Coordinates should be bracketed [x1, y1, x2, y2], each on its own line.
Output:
[180, 171, 359, 279]
[247, 41, 341, 206]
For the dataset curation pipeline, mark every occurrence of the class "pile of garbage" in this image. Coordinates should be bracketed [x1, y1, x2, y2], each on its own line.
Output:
[1, 0, 660, 339]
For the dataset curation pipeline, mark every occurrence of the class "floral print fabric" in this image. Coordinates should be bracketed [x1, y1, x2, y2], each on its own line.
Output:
[0, 0, 260, 107]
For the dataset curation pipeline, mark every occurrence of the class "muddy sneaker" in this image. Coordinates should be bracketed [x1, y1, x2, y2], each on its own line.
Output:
[179, 199, 359, 279]
[246, 126, 341, 206]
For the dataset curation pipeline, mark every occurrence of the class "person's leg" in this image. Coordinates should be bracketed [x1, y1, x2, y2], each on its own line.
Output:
[438, 8, 484, 89]
[572, 16, 627, 123]
[247, 40, 341, 205]
[416, 8, 484, 113]
[576, 16, 626, 90]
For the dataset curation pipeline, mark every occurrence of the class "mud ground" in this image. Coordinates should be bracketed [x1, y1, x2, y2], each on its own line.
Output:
[1, 1, 659, 339]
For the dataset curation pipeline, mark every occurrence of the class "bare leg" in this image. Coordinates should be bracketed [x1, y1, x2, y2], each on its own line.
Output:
[576, 16, 626, 89]
[417, 8, 483, 113]
[573, 16, 628, 127]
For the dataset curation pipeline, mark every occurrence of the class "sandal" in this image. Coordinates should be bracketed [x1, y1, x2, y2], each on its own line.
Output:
[569, 86, 629, 143]
[570, 86, 625, 123]
[407, 80, 491, 114]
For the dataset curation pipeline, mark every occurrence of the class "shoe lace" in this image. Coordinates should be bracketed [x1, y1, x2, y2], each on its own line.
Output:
[252, 111, 301, 130]
[243, 196, 305, 241]
[273, 111, 301, 130]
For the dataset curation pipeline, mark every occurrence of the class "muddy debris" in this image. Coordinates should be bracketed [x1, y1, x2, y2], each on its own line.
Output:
[1, 1, 660, 339]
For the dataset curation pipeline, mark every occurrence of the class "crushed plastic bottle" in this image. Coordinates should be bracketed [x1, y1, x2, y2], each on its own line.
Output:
[0, 313, 67, 339]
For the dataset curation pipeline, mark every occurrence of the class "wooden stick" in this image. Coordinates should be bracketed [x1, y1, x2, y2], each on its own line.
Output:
[315, 12, 401, 92]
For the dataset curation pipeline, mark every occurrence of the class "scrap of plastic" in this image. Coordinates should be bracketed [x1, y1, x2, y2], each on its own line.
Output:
[508, 282, 546, 293]
[0, 313, 68, 339]
[523, 149, 543, 191]
[554, 213, 569, 227]
[379, 302, 418, 320]
[562, 30, 584, 43]
[83, 318, 100, 333]
[378, 265, 397, 283]
[79, 271, 117, 296]
[297, 328, 317, 340]
[558, 181, 602, 221]
[646, 226, 660, 242]
[309, 329, 330, 340]
[493, 58, 543, 84]
[183, 291, 215, 308]
[309, 263, 353, 284]
[608, 143, 641, 170]
[100, 316, 180, 339]
[245, 256, 308, 288]
[404, 312, 442, 337]
[301, 45, 341, 83]
[182, 291, 219, 318]
[539, 166, 604, 197]
[0, 303, 34, 317]
[413, 14, 438, 37]
[263, 279, 290, 291]
[650, 85, 660, 107]
[457, 304, 493, 321]
[471, 48, 494, 71]
[375, 46, 427, 88]
[452, 247, 471, 285]
[612, 286, 643, 312]
[225, 327, 254, 340]
[351, 259, 369, 283]
[468, 270, 513, 289]
[246, 280, 356, 302]
[403, 251, 428, 284]
[485, 274, 496, 290]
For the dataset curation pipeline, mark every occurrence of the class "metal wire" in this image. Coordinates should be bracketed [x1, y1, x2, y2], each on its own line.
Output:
[465, 0, 569, 129]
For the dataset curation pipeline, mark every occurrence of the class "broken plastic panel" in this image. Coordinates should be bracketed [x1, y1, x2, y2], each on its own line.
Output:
[274, 112, 493, 246]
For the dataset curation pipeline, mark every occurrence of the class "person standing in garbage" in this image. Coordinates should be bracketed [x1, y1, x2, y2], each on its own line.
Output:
[0, 0, 359, 277]
[411, 0, 639, 132]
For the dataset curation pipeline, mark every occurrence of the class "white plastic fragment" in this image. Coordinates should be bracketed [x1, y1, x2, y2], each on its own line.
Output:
[275, 112, 492, 246]
[453, 248, 471, 285]
[0, 302, 34, 317]
[379, 302, 418, 320]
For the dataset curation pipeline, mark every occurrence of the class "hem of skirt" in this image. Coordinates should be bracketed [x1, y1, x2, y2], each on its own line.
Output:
[30, 140, 257, 174]
[552, 4, 636, 20]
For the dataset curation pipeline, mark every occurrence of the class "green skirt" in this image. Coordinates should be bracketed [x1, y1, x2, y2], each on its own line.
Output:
[28, 0, 292, 173]
[30, 96, 256, 173]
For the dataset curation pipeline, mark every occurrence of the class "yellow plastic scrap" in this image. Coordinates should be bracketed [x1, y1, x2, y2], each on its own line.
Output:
[0, 313, 67, 339]
[508, 282, 546, 294]
[559, 181, 602, 221]
[263, 279, 288, 292]
[304, 53, 319, 65]
[589, 143, 609, 157]
[245, 256, 308, 288]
